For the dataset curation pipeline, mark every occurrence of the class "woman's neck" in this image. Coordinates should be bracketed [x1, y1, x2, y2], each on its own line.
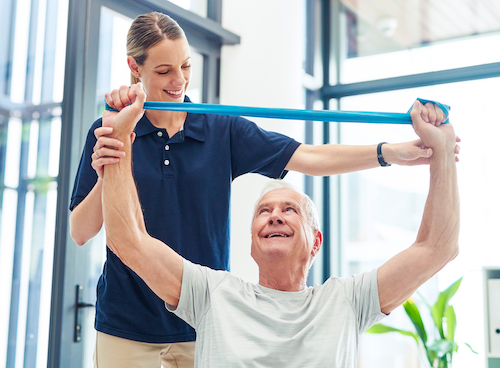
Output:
[146, 110, 187, 138]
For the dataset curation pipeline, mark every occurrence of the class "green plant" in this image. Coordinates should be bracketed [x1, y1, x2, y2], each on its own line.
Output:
[366, 277, 477, 368]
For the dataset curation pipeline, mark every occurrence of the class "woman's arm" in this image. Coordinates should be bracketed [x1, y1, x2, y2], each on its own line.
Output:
[70, 179, 104, 246]
[285, 139, 434, 176]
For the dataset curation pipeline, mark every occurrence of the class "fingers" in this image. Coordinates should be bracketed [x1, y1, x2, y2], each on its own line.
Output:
[411, 100, 448, 134]
[94, 136, 124, 151]
[410, 100, 425, 132]
[104, 84, 139, 111]
[455, 137, 460, 161]
[130, 83, 146, 107]
[423, 102, 447, 126]
[94, 127, 125, 152]
[92, 126, 126, 173]
[93, 145, 125, 160]
[91, 146, 124, 179]
[92, 150, 122, 164]
[409, 139, 432, 159]
[94, 126, 114, 139]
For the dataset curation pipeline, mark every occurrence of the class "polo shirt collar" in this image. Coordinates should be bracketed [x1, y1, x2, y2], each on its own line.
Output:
[134, 95, 206, 142]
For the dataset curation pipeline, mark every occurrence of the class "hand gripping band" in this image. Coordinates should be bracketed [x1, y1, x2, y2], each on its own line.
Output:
[105, 97, 449, 125]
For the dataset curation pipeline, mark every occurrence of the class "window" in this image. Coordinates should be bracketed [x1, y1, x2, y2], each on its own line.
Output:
[0, 0, 69, 367]
[307, 1, 500, 366]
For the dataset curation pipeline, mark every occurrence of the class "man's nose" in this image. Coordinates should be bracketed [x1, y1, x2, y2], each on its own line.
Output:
[269, 210, 284, 225]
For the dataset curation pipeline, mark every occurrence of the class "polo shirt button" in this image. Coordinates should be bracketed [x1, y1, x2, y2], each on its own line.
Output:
[157, 131, 163, 137]
[164, 159, 170, 166]
[165, 145, 170, 150]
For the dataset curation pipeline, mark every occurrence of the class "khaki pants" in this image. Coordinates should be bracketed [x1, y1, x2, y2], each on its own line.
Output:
[94, 331, 195, 368]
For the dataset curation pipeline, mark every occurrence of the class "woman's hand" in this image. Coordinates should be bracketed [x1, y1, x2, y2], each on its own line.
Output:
[92, 127, 128, 178]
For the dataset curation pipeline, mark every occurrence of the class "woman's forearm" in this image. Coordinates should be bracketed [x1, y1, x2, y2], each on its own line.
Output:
[70, 178, 104, 246]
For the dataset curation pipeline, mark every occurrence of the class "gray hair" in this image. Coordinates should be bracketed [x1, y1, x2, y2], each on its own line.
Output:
[253, 179, 320, 231]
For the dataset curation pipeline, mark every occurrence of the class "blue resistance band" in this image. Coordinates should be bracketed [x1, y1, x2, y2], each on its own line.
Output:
[105, 97, 450, 125]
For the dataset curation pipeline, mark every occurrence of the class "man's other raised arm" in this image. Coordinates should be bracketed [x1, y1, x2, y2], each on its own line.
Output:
[101, 83, 183, 307]
[377, 100, 460, 315]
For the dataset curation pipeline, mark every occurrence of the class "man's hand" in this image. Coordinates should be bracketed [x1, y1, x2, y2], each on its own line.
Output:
[102, 83, 146, 138]
[410, 100, 459, 158]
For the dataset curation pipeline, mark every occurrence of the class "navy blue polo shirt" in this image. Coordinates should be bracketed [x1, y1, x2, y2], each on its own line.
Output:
[70, 99, 301, 343]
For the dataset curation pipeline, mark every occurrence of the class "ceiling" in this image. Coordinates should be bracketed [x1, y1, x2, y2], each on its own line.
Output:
[341, 0, 500, 57]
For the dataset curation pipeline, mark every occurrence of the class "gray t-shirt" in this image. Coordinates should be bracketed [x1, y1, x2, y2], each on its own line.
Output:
[167, 259, 386, 367]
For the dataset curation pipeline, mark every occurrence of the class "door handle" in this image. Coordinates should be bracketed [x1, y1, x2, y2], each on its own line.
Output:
[74, 284, 94, 342]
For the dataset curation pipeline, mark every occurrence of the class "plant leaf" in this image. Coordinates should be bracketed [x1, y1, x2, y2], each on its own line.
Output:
[403, 298, 428, 344]
[416, 290, 433, 310]
[463, 342, 479, 354]
[428, 349, 438, 365]
[431, 277, 462, 338]
[445, 305, 457, 342]
[366, 323, 420, 344]
[428, 339, 454, 358]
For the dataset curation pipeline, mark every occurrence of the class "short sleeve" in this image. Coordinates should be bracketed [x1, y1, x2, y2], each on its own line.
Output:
[229, 117, 301, 180]
[166, 259, 226, 329]
[339, 268, 386, 333]
[69, 119, 102, 210]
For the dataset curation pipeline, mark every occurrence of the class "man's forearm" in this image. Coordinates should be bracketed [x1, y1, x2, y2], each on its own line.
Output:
[99, 86, 184, 305]
[102, 132, 146, 263]
[416, 146, 459, 258]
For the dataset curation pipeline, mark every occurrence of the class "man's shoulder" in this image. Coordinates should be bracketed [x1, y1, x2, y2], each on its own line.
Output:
[182, 259, 244, 289]
[321, 269, 379, 291]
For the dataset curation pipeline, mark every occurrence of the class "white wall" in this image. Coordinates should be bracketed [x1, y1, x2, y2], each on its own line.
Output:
[220, 0, 306, 282]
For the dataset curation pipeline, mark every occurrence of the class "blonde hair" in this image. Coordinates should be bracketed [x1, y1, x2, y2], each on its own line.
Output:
[127, 12, 186, 84]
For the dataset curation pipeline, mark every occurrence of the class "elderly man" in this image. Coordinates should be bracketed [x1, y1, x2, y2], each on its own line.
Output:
[101, 84, 459, 367]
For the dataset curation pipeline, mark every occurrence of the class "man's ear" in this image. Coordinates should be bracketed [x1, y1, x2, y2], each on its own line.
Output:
[311, 230, 322, 257]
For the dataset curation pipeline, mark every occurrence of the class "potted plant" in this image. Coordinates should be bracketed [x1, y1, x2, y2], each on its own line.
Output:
[366, 277, 477, 368]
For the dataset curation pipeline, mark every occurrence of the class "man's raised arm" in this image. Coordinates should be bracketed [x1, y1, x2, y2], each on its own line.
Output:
[377, 100, 460, 315]
[101, 83, 183, 307]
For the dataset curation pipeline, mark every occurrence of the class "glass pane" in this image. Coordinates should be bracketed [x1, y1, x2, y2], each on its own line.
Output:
[0, 0, 67, 365]
[340, 77, 500, 368]
[169, 0, 208, 18]
[187, 51, 204, 103]
[341, 0, 500, 83]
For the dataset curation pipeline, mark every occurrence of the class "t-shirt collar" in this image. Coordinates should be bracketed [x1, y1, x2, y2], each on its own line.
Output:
[134, 95, 206, 142]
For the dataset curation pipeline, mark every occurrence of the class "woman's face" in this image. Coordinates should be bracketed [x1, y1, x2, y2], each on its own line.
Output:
[136, 38, 191, 102]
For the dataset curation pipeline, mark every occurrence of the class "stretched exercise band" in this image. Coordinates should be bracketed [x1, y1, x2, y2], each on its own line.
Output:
[105, 98, 449, 125]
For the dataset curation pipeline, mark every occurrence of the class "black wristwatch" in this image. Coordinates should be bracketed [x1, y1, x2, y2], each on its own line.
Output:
[377, 142, 391, 167]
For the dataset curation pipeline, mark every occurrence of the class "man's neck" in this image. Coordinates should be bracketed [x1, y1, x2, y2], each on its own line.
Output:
[258, 262, 309, 292]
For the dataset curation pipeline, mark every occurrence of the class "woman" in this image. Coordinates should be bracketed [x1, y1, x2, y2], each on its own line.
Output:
[70, 11, 439, 368]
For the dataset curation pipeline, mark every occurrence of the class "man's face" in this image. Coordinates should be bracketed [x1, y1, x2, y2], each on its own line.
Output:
[250, 189, 321, 268]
